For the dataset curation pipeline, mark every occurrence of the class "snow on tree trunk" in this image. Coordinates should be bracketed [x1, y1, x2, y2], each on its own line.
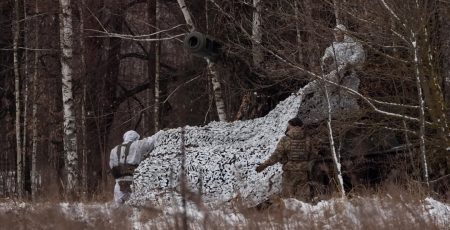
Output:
[130, 88, 305, 206]
[177, 0, 227, 122]
[59, 0, 79, 195]
[252, 0, 263, 67]
[412, 35, 429, 186]
[13, 0, 23, 198]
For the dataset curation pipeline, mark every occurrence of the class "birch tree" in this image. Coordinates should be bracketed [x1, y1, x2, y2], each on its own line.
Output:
[59, 0, 79, 196]
[235, 0, 262, 121]
[176, 0, 228, 121]
[323, 83, 345, 198]
[13, 0, 23, 198]
[22, 0, 29, 179]
[411, 33, 429, 186]
[379, 0, 428, 185]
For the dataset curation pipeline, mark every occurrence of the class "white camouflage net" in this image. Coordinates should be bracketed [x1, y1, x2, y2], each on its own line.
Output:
[130, 72, 361, 207]
[130, 90, 304, 207]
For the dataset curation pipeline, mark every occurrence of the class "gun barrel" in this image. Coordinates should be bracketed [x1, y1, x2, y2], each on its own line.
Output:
[183, 31, 221, 59]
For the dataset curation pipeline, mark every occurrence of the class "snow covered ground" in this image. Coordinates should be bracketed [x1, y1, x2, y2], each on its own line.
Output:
[0, 197, 448, 229]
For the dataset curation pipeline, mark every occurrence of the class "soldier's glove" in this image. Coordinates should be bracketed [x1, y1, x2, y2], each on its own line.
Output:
[255, 164, 266, 173]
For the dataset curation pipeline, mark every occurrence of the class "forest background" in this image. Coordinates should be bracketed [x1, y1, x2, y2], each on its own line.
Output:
[0, 0, 449, 201]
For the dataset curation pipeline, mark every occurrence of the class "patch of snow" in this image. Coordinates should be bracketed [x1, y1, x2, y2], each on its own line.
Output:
[0, 197, 449, 229]
[424, 197, 450, 227]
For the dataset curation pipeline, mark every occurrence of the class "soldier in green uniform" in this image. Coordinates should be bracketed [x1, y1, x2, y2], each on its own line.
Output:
[256, 118, 317, 201]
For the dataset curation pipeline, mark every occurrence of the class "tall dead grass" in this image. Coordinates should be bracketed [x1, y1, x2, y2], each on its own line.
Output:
[0, 183, 447, 230]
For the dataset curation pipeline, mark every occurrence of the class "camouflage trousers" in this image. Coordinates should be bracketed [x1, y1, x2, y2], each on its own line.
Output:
[280, 170, 310, 201]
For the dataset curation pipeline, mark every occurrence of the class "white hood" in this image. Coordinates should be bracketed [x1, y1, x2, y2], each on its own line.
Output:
[123, 130, 140, 143]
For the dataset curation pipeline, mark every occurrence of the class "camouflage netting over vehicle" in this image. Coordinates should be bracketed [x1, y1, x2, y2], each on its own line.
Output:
[129, 90, 303, 207]
[129, 75, 362, 207]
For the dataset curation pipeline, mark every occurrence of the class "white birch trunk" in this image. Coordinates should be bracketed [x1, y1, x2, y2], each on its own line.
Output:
[31, 0, 39, 201]
[323, 83, 346, 198]
[252, 0, 263, 67]
[177, 0, 195, 32]
[411, 34, 429, 186]
[78, 0, 88, 198]
[13, 0, 23, 198]
[22, 0, 29, 189]
[59, 0, 79, 195]
[177, 0, 227, 121]
[154, 0, 161, 132]
[207, 59, 228, 121]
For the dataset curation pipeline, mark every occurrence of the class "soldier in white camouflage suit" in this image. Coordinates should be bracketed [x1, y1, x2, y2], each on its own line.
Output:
[109, 130, 159, 204]
[299, 24, 366, 124]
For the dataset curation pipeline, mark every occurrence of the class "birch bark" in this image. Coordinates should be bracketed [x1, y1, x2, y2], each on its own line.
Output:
[176, 0, 227, 121]
[59, 0, 79, 195]
[207, 59, 227, 121]
[13, 0, 23, 198]
[411, 34, 429, 186]
[323, 81, 346, 198]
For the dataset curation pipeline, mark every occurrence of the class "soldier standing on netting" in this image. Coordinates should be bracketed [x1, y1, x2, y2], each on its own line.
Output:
[255, 118, 318, 201]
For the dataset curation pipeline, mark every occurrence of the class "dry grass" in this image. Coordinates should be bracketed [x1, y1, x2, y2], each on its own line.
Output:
[0, 183, 448, 230]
